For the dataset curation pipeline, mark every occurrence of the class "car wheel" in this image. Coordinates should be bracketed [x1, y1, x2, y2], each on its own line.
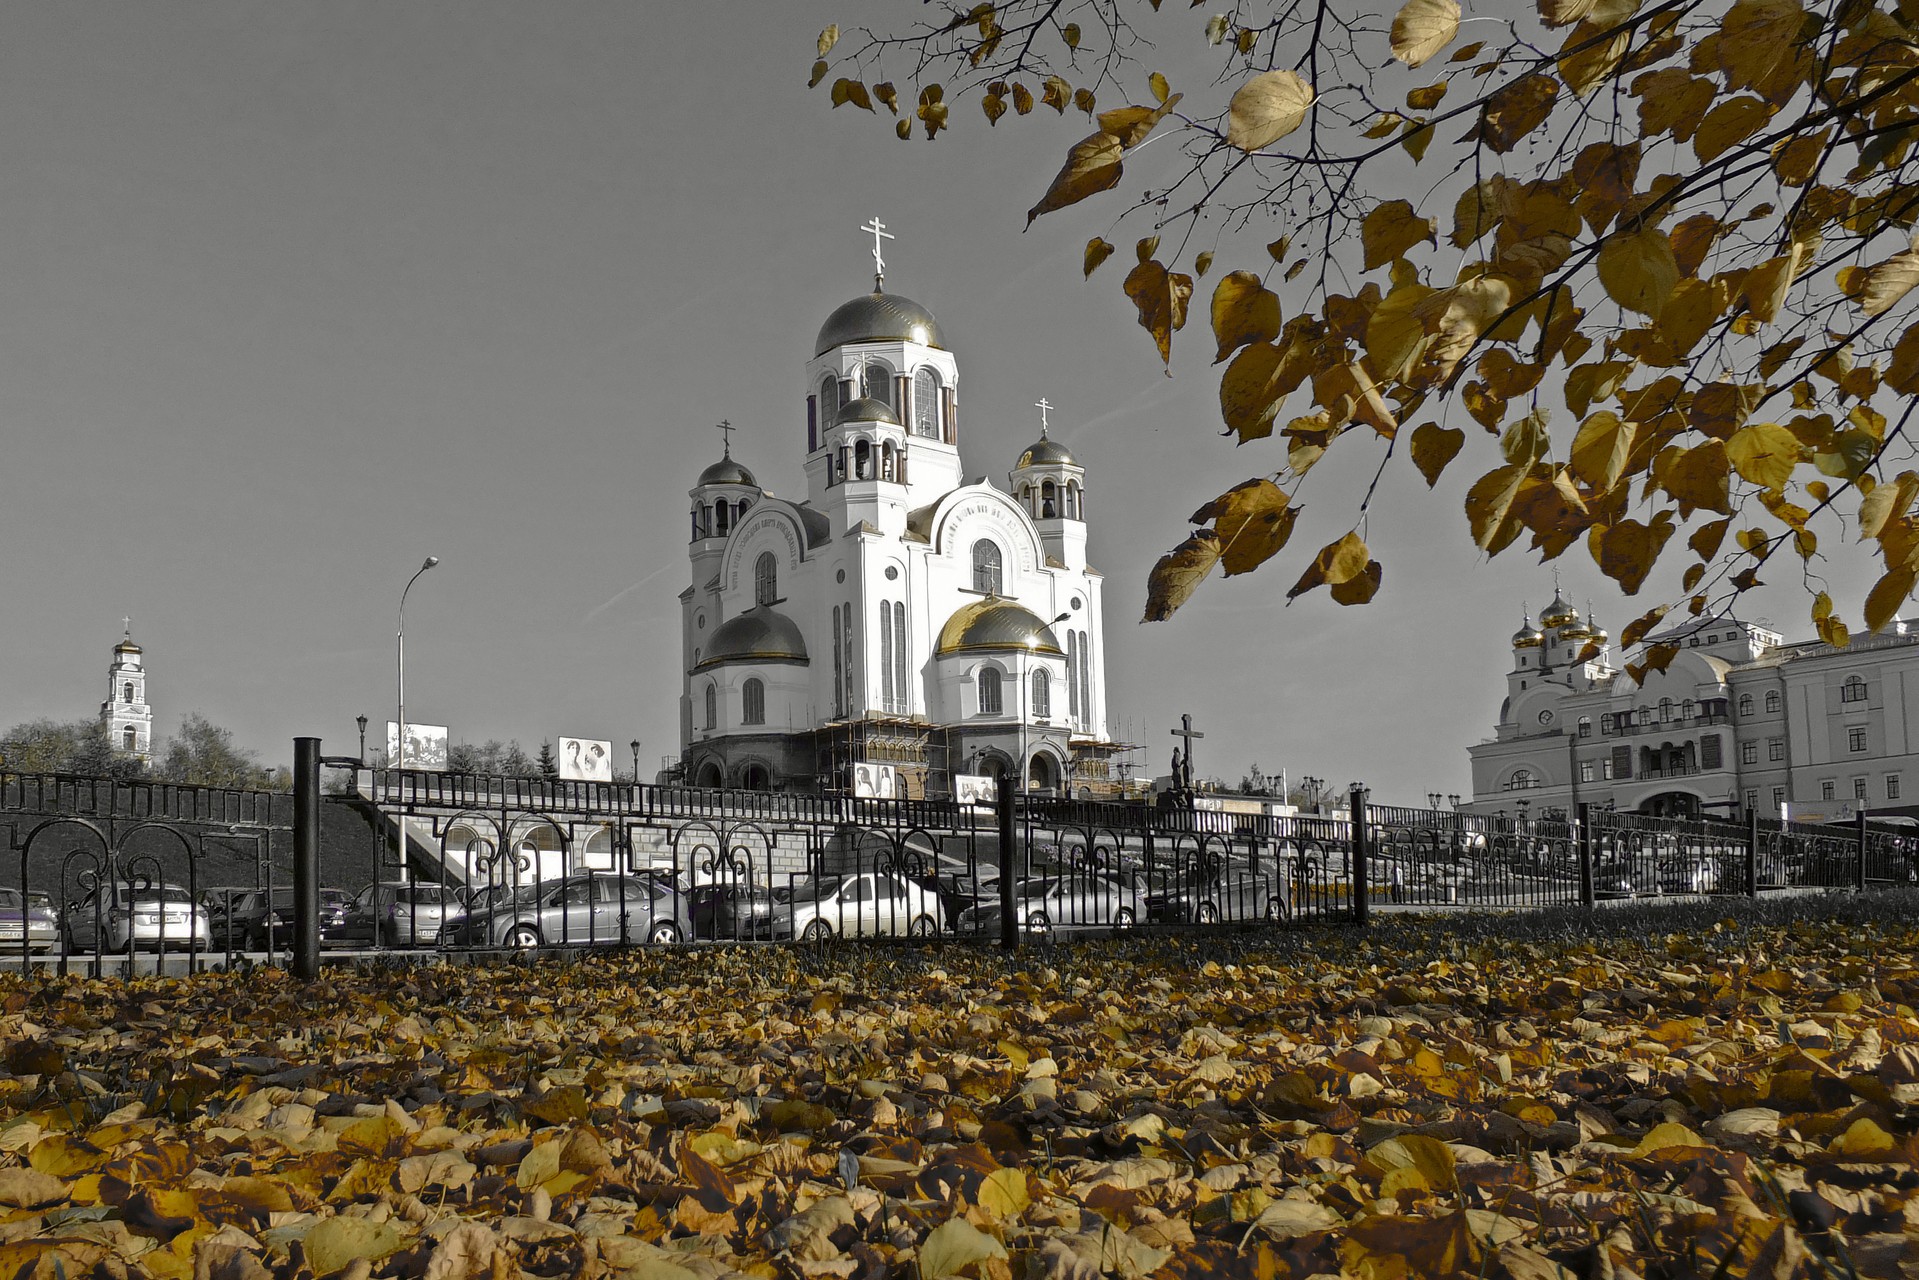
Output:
[1114, 907, 1136, 929]
[648, 921, 681, 946]
[909, 914, 937, 938]
[801, 919, 833, 943]
[508, 924, 542, 950]
[1195, 901, 1220, 925]
[1266, 895, 1287, 921]
[1024, 912, 1052, 939]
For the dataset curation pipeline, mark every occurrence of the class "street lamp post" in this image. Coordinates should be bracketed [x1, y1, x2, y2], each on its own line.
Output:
[357, 715, 368, 766]
[396, 556, 440, 770]
[630, 739, 641, 783]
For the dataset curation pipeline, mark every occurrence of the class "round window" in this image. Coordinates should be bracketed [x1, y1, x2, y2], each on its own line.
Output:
[696, 613, 705, 630]
[836, 569, 847, 584]
[885, 566, 900, 581]
[1537, 709, 1555, 725]
[1070, 596, 1082, 610]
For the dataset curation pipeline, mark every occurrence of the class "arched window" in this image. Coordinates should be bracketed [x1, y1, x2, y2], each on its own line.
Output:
[703, 684, 717, 730]
[1681, 699, 1694, 720]
[1766, 690, 1781, 712]
[122, 682, 134, 704]
[862, 361, 893, 407]
[1064, 483, 1079, 519]
[1508, 767, 1536, 790]
[742, 678, 765, 725]
[881, 440, 896, 481]
[978, 666, 1003, 715]
[754, 552, 777, 606]
[1041, 480, 1057, 519]
[854, 439, 872, 479]
[123, 728, 136, 751]
[1659, 698, 1673, 721]
[1842, 676, 1868, 703]
[971, 539, 1003, 594]
[715, 502, 731, 536]
[819, 374, 841, 424]
[912, 368, 942, 437]
[1738, 694, 1754, 716]
[1032, 669, 1050, 719]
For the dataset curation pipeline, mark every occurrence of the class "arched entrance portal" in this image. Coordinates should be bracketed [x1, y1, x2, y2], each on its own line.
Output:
[695, 760, 724, 788]
[737, 762, 771, 791]
[1638, 791, 1702, 818]
[1027, 753, 1059, 794]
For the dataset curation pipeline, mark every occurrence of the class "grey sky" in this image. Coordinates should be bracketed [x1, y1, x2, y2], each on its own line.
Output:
[0, 3, 1871, 802]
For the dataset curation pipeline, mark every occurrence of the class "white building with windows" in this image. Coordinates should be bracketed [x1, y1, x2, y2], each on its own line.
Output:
[1468, 593, 1919, 822]
[676, 262, 1121, 797]
[100, 625, 153, 764]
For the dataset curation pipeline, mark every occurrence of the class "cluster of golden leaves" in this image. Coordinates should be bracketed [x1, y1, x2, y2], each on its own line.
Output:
[818, 1, 1919, 652]
[3, 903, 1919, 1278]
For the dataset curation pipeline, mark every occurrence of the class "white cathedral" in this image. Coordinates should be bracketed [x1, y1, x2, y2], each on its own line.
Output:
[677, 237, 1119, 798]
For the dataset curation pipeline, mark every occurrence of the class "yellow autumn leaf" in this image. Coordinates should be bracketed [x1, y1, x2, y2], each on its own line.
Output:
[1390, 0, 1460, 68]
[1597, 228, 1679, 318]
[1288, 531, 1371, 599]
[1142, 529, 1221, 621]
[1692, 96, 1773, 163]
[1410, 423, 1466, 488]
[1226, 70, 1315, 152]
[1191, 479, 1298, 577]
[1361, 199, 1436, 270]
[1726, 422, 1803, 491]
[1859, 248, 1919, 317]
[1026, 131, 1124, 225]
[1661, 439, 1733, 515]
[1866, 568, 1917, 634]
[1211, 272, 1283, 363]
[1569, 411, 1636, 493]
[1084, 238, 1115, 279]
[920, 1218, 1008, 1280]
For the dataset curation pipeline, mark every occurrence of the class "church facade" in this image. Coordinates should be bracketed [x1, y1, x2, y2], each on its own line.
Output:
[677, 269, 1119, 798]
[1467, 592, 1919, 823]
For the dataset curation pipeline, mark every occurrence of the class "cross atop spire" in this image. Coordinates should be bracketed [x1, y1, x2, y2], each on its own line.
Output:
[859, 215, 894, 290]
[122, 616, 132, 638]
[716, 420, 734, 456]
[1035, 397, 1053, 436]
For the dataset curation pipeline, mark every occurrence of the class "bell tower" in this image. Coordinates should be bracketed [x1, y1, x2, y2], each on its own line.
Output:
[101, 622, 153, 764]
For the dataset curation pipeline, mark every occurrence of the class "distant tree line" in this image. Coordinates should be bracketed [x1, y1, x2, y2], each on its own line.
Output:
[0, 713, 290, 789]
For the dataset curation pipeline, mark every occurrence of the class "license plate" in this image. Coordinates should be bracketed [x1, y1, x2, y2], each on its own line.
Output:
[165, 914, 186, 925]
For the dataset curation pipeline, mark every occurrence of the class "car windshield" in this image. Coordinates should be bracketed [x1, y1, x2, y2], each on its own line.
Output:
[1017, 879, 1056, 901]
[774, 876, 842, 904]
[0, 889, 19, 910]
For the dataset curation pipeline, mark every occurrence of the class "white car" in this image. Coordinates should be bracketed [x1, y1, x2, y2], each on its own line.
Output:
[769, 872, 943, 941]
[66, 883, 212, 952]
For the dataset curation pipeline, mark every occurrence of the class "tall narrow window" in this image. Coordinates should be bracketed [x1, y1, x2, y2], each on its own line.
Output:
[912, 368, 941, 437]
[122, 682, 134, 704]
[704, 684, 717, 730]
[1066, 633, 1080, 720]
[819, 375, 841, 425]
[971, 540, 1003, 594]
[979, 667, 1003, 715]
[1842, 676, 1868, 703]
[123, 728, 136, 750]
[715, 502, 731, 536]
[1032, 669, 1050, 719]
[1078, 631, 1091, 725]
[854, 439, 871, 479]
[862, 362, 893, 407]
[843, 602, 855, 711]
[1765, 690, 1781, 712]
[881, 603, 894, 706]
[754, 552, 777, 606]
[894, 602, 908, 712]
[831, 605, 843, 714]
[742, 678, 765, 725]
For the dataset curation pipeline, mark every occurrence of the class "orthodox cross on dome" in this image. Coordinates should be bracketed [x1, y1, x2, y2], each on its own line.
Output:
[859, 216, 894, 289]
[1035, 397, 1054, 437]
[715, 420, 734, 456]
[122, 616, 132, 637]
[1169, 713, 1203, 791]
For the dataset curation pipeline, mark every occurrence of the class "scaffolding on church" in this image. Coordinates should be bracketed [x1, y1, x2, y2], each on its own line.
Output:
[812, 716, 952, 800]
[1066, 737, 1146, 800]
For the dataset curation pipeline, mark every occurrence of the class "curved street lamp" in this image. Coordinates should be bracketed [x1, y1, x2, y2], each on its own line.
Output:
[396, 556, 440, 769]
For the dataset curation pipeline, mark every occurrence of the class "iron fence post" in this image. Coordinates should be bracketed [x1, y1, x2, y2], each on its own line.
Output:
[1747, 808, 1759, 899]
[293, 737, 320, 980]
[996, 765, 1017, 952]
[1577, 803, 1595, 908]
[1857, 807, 1869, 891]
[1350, 786, 1370, 925]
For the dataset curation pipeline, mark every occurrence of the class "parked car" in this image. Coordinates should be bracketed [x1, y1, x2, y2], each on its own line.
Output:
[1593, 854, 1661, 899]
[957, 871, 1145, 935]
[65, 883, 211, 951]
[24, 891, 59, 936]
[0, 888, 60, 953]
[765, 871, 943, 941]
[1658, 854, 1722, 895]
[335, 882, 452, 947]
[1143, 861, 1283, 924]
[688, 882, 776, 940]
[216, 887, 354, 950]
[442, 874, 691, 948]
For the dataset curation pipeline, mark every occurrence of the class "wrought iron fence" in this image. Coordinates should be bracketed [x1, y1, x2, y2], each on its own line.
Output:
[5, 759, 1919, 972]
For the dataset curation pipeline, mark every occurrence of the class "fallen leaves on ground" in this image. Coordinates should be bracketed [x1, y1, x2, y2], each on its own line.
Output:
[2, 894, 1918, 1278]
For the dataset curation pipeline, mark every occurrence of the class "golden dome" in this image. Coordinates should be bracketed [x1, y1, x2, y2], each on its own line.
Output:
[1512, 625, 1544, 649]
[936, 598, 1064, 656]
[1539, 591, 1579, 629]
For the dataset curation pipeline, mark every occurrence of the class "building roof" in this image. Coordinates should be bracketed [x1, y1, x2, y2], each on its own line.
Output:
[697, 454, 758, 487]
[815, 291, 945, 357]
[837, 396, 899, 426]
[1016, 436, 1077, 468]
[936, 597, 1064, 657]
[695, 606, 809, 670]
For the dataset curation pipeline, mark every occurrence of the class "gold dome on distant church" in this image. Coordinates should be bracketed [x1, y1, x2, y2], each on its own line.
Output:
[1512, 623, 1544, 649]
[1539, 591, 1579, 629]
[937, 598, 1064, 656]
